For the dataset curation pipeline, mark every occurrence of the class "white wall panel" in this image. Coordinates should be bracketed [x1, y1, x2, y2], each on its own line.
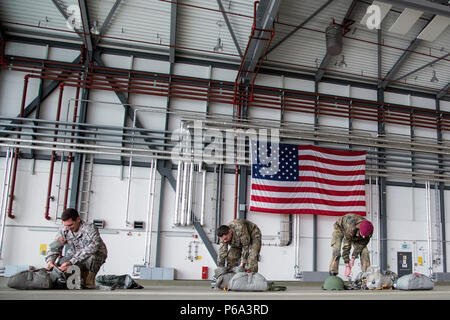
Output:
[1, 47, 450, 280]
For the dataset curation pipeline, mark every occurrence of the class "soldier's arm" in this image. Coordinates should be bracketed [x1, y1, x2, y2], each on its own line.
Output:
[45, 232, 66, 263]
[352, 237, 370, 259]
[69, 225, 102, 265]
[341, 237, 352, 264]
[239, 228, 251, 266]
[217, 241, 228, 267]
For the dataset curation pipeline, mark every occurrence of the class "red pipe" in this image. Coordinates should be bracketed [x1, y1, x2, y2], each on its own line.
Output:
[63, 74, 81, 211]
[63, 45, 85, 211]
[5, 56, 449, 135]
[11, 67, 448, 132]
[44, 83, 64, 220]
[0, 39, 5, 66]
[7, 75, 29, 218]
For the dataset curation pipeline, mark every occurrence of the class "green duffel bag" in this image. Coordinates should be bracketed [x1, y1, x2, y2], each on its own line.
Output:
[7, 268, 53, 290]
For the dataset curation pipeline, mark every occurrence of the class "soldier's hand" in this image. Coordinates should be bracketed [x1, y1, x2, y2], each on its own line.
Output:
[58, 262, 72, 272]
[45, 260, 55, 271]
[349, 257, 355, 267]
[345, 264, 352, 278]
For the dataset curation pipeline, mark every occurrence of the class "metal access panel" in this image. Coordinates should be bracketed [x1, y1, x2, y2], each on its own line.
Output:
[397, 252, 412, 277]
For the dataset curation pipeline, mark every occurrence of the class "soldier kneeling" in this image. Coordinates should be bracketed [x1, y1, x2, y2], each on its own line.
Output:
[45, 208, 108, 289]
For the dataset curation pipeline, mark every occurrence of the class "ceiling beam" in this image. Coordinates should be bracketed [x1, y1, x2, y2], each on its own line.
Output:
[169, 0, 177, 63]
[380, 17, 436, 89]
[267, 0, 335, 56]
[393, 51, 450, 83]
[95, 0, 123, 47]
[216, 0, 243, 57]
[78, 0, 94, 61]
[50, 0, 84, 42]
[376, 0, 450, 19]
[437, 82, 450, 99]
[240, 0, 282, 82]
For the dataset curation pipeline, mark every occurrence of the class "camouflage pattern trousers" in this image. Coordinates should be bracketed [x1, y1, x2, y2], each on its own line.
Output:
[226, 229, 262, 273]
[329, 228, 370, 275]
[59, 253, 106, 274]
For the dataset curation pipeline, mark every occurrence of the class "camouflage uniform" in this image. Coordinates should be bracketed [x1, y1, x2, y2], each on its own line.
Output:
[46, 221, 107, 273]
[218, 219, 262, 272]
[329, 213, 371, 275]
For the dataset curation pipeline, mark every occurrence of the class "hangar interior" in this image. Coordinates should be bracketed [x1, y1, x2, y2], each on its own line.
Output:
[0, 0, 450, 286]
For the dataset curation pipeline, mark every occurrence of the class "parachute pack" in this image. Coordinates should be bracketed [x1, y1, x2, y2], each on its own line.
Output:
[212, 267, 286, 292]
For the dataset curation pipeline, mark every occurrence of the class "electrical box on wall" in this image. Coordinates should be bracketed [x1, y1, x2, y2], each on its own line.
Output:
[133, 221, 144, 229]
[93, 220, 105, 229]
[397, 252, 412, 277]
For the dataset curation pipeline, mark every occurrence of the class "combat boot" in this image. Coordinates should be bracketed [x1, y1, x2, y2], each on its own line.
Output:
[81, 271, 97, 289]
[85, 272, 97, 289]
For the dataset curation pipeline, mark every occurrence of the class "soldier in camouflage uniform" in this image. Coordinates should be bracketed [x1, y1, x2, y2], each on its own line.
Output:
[45, 208, 107, 288]
[329, 213, 373, 277]
[217, 219, 262, 273]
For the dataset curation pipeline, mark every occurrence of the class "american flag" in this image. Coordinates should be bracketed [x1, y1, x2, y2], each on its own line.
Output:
[249, 142, 367, 216]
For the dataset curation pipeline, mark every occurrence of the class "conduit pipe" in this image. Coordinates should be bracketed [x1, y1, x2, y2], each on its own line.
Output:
[173, 160, 182, 226]
[7, 75, 29, 219]
[3, 60, 450, 133]
[144, 158, 157, 266]
[425, 180, 433, 277]
[63, 47, 84, 211]
[180, 162, 189, 226]
[44, 83, 64, 220]
[200, 163, 206, 226]
[0, 39, 5, 66]
[0, 148, 13, 258]
[186, 162, 194, 226]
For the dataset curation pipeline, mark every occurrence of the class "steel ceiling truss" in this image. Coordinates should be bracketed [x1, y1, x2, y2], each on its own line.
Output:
[233, 0, 280, 105]
[380, 17, 437, 89]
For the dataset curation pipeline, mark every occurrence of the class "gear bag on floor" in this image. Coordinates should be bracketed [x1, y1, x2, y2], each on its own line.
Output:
[7, 268, 53, 290]
[95, 274, 144, 290]
[212, 267, 286, 292]
[395, 273, 434, 290]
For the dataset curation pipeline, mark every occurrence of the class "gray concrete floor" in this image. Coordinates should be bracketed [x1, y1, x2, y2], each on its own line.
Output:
[1, 277, 450, 300]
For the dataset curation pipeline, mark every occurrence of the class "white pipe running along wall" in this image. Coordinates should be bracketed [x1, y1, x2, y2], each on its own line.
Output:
[186, 162, 194, 226]
[180, 162, 189, 226]
[144, 158, 157, 266]
[0, 148, 13, 259]
[293, 214, 301, 278]
[200, 164, 206, 226]
[174, 160, 182, 226]
[174, 161, 196, 227]
[426, 181, 433, 277]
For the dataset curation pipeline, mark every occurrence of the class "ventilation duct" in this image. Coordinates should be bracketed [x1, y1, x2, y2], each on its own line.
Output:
[325, 23, 343, 56]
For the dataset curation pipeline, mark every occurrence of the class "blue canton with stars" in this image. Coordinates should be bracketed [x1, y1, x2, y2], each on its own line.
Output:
[251, 141, 299, 181]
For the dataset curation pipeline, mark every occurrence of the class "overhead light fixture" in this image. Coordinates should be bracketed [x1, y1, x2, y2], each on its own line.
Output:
[214, 37, 224, 52]
[90, 20, 99, 35]
[430, 70, 439, 83]
[334, 55, 347, 68]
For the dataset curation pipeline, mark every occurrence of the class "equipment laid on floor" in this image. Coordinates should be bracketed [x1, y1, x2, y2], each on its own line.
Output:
[345, 266, 398, 290]
[395, 273, 434, 290]
[7, 268, 53, 290]
[212, 267, 286, 292]
[322, 275, 345, 290]
[96, 274, 144, 290]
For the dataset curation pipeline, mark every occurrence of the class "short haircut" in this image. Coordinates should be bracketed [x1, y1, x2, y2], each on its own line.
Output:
[61, 208, 80, 222]
[217, 225, 230, 237]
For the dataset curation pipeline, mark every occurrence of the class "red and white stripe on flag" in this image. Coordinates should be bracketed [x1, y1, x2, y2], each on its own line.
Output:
[249, 144, 367, 216]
